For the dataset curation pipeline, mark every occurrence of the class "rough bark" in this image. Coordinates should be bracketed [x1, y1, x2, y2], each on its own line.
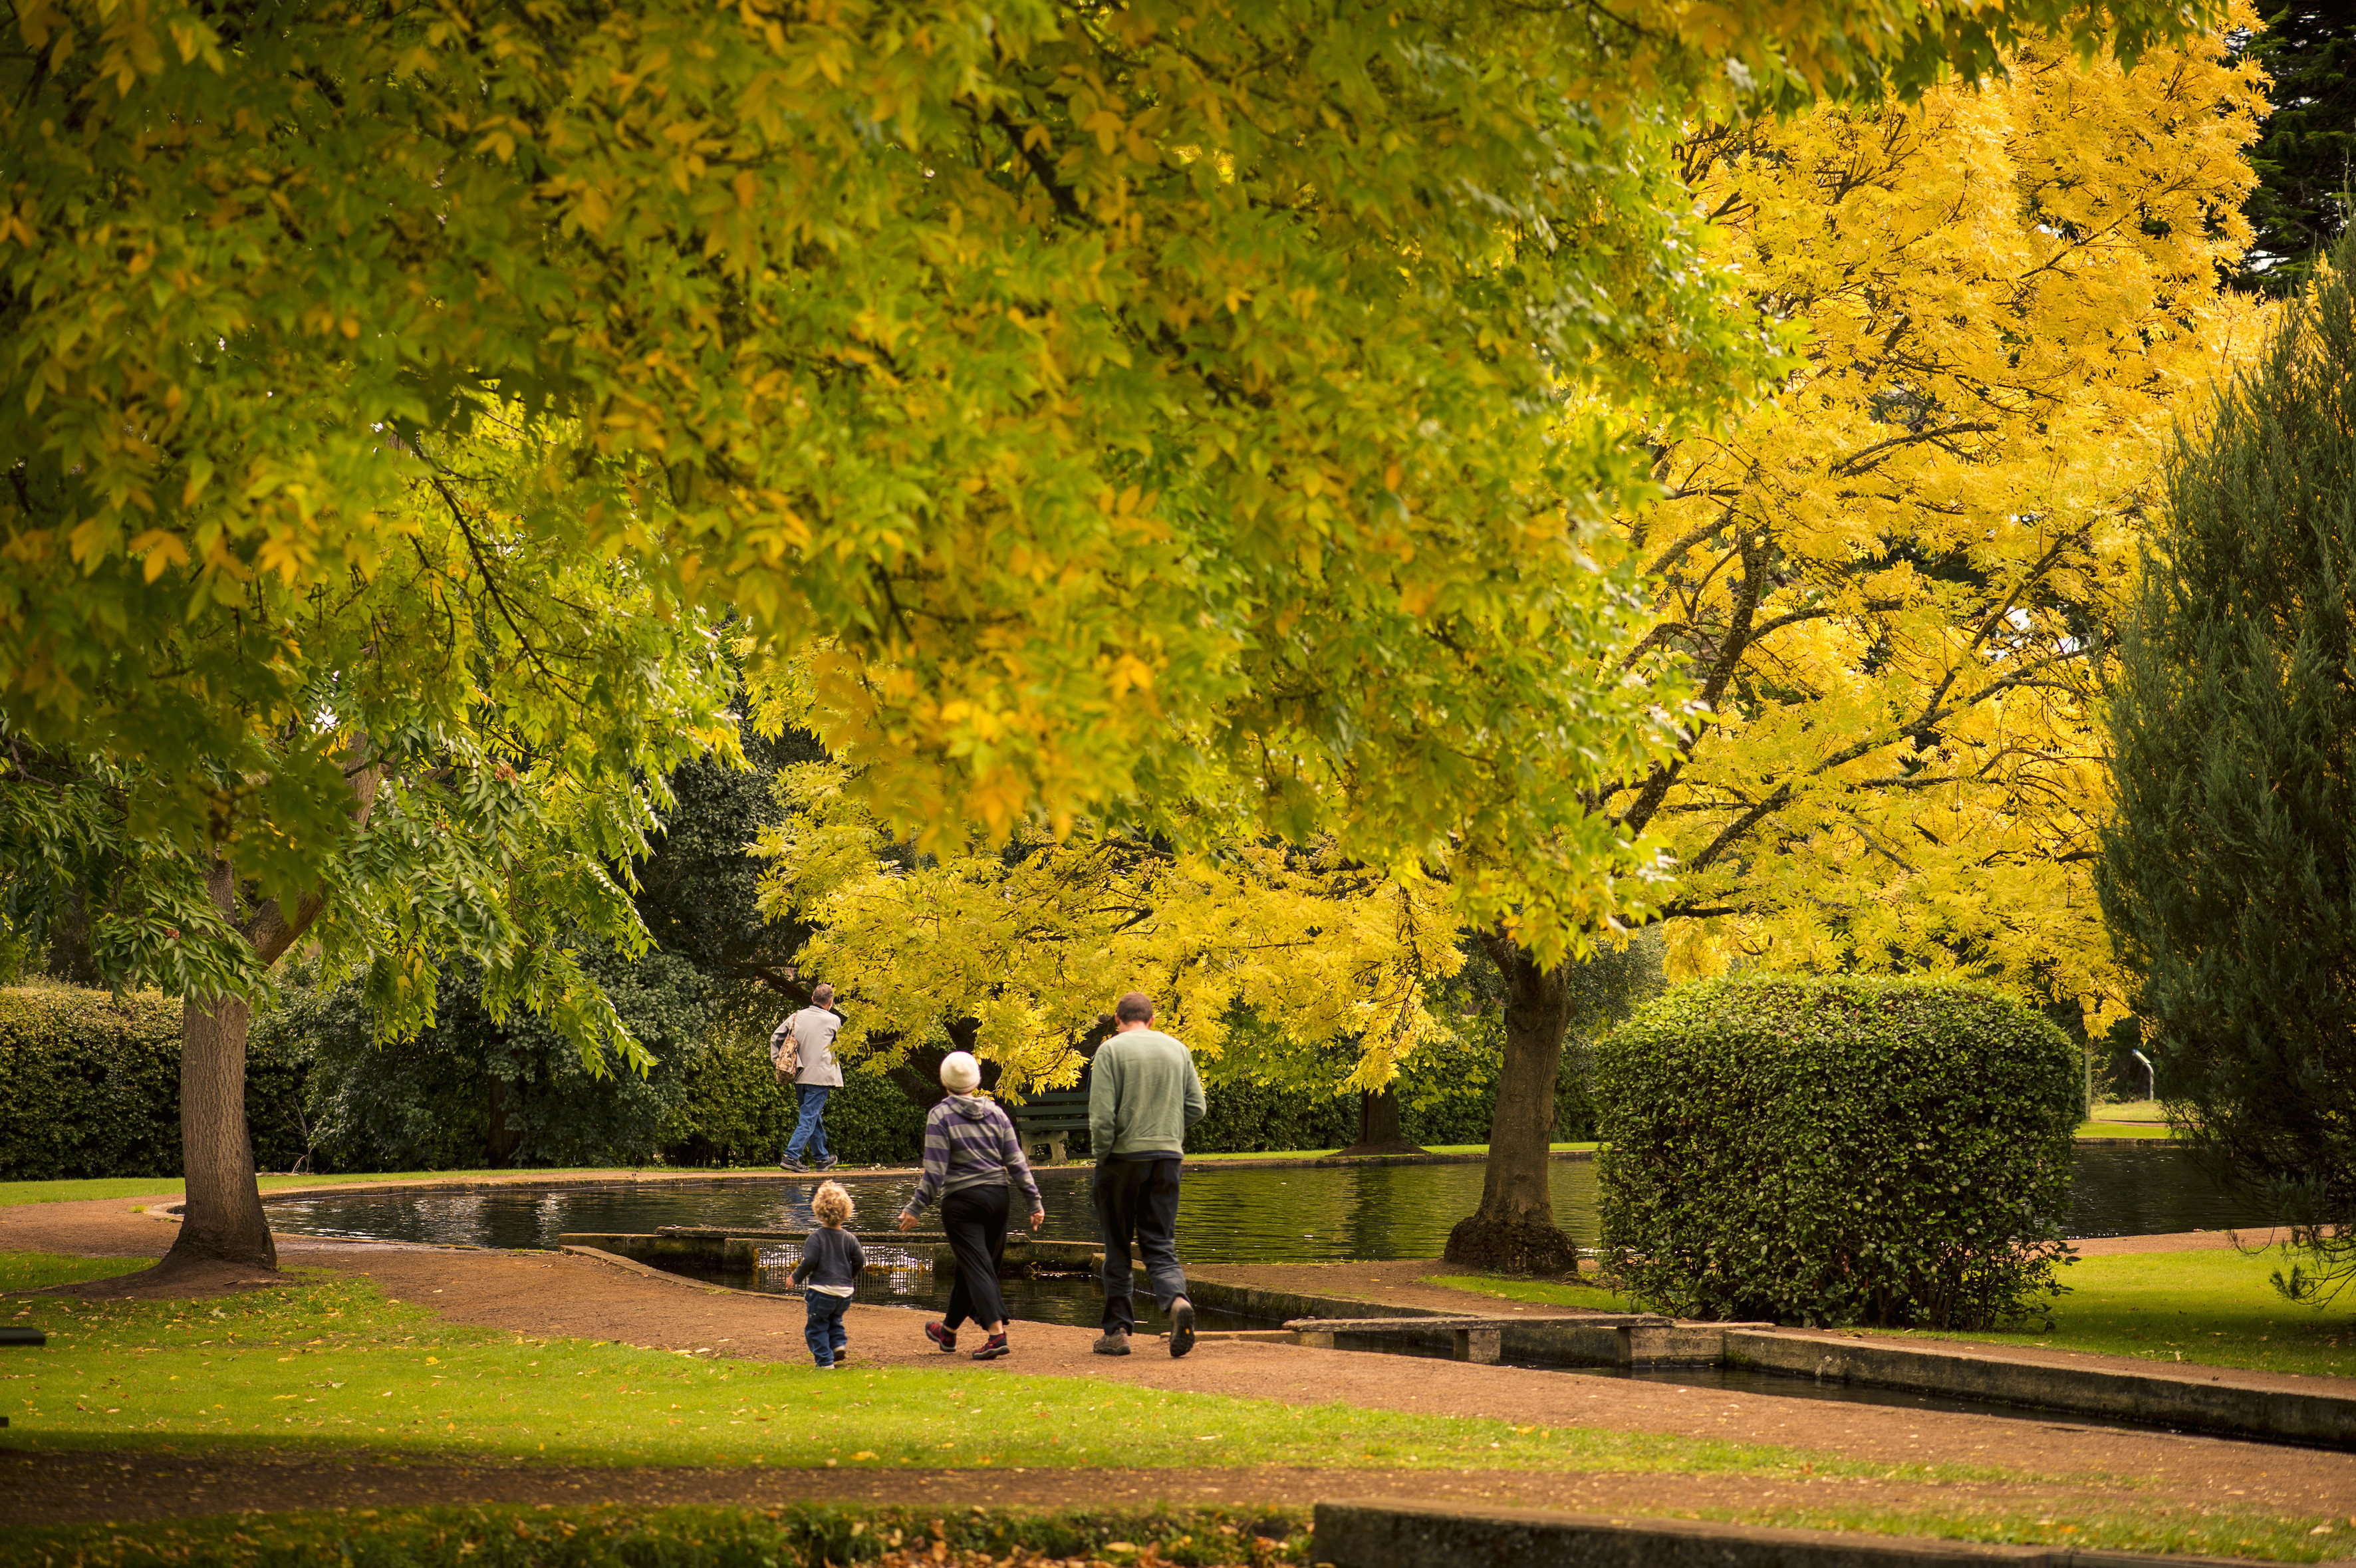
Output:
[486, 1077, 525, 1168]
[150, 747, 382, 1281]
[1444, 929, 1578, 1275]
[1335, 1087, 1428, 1158]
[170, 990, 275, 1270]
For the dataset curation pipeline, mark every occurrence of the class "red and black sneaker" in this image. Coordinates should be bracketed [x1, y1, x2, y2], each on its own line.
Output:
[924, 1321, 958, 1353]
[970, 1333, 1011, 1361]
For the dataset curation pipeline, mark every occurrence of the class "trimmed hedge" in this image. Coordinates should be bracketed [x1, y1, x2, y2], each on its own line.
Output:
[670, 1039, 928, 1167]
[1592, 975, 2080, 1330]
[0, 985, 310, 1180]
[1, 982, 1583, 1178]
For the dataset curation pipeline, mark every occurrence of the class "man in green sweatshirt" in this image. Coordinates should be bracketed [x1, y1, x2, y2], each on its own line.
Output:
[1087, 990, 1208, 1357]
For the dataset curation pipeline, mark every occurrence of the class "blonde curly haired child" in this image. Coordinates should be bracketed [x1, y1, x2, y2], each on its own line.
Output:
[794, 1180, 864, 1367]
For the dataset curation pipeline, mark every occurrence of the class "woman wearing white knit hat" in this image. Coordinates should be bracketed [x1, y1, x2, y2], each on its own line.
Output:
[896, 1051, 1045, 1360]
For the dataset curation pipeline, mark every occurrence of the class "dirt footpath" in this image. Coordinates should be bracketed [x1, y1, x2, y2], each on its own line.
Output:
[5, 1196, 2355, 1531]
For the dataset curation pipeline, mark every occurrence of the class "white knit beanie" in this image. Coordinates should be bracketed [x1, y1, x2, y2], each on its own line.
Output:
[939, 1051, 982, 1093]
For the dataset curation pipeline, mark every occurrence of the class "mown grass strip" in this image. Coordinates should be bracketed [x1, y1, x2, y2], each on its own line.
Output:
[0, 1502, 1308, 1568]
[3, 1495, 2347, 1567]
[0, 1259, 1931, 1480]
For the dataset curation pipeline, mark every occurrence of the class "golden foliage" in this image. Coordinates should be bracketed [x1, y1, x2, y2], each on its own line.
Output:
[756, 757, 1462, 1095]
[1615, 12, 2272, 1025]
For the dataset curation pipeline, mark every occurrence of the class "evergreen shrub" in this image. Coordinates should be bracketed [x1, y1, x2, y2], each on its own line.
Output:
[0, 985, 309, 1179]
[672, 1039, 927, 1167]
[1593, 975, 2080, 1329]
[2098, 227, 2356, 1300]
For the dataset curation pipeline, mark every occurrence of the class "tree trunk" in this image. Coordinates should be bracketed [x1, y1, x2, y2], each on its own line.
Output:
[1444, 930, 1577, 1275]
[160, 991, 276, 1272]
[1335, 1087, 1428, 1158]
[486, 1076, 525, 1168]
[145, 745, 382, 1282]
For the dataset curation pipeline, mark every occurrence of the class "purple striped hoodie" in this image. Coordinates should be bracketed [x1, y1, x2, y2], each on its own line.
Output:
[900, 1093, 1043, 1215]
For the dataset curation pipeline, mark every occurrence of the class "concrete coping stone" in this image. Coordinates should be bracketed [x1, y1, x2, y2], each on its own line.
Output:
[652, 1226, 1086, 1247]
[1724, 1327, 2356, 1446]
[1283, 1314, 1671, 1333]
[646, 1228, 957, 1243]
[1309, 1499, 2240, 1568]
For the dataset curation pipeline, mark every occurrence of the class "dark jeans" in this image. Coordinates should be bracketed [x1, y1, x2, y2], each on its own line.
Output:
[1092, 1156, 1185, 1333]
[941, 1183, 1010, 1331]
[785, 1084, 831, 1163]
[803, 1289, 849, 1366]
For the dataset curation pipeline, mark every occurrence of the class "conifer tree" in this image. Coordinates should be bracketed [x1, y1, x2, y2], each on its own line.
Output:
[2098, 228, 2356, 1303]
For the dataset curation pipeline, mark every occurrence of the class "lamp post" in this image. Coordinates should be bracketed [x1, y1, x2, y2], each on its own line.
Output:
[2129, 1048, 2156, 1103]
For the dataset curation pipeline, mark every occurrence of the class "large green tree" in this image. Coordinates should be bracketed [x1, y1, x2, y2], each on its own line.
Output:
[0, 426, 735, 1278]
[2238, 1, 2354, 293]
[3, 0, 2230, 1275]
[2098, 229, 2356, 1305]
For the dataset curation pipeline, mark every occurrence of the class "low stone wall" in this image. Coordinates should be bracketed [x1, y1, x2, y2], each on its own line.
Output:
[1726, 1328, 2356, 1446]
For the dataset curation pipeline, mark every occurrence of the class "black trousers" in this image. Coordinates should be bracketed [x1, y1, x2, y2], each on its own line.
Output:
[1092, 1156, 1186, 1333]
[941, 1183, 1010, 1331]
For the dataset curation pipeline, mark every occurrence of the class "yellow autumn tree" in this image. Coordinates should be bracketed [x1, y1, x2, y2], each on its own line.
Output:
[743, 13, 2272, 1270]
[1600, 12, 2271, 1029]
[755, 749, 1466, 1135]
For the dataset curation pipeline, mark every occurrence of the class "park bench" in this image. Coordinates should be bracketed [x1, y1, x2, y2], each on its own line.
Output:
[1, 1324, 40, 1425]
[1009, 1089, 1090, 1165]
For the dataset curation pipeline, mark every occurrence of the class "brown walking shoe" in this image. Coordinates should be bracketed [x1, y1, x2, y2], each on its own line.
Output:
[1091, 1329, 1132, 1356]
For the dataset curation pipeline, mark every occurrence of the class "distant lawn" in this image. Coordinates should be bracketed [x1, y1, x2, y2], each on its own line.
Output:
[1188, 1143, 1599, 1162]
[0, 1168, 807, 1208]
[1873, 1247, 2356, 1380]
[1434, 1250, 2356, 1381]
[2077, 1101, 2177, 1140]
[1, 1150, 1613, 1208]
[2072, 1120, 2174, 1140]
[1425, 1273, 1646, 1313]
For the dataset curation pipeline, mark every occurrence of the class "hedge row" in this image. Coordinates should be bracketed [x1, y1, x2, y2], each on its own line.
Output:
[0, 985, 310, 1180]
[1, 982, 1561, 1178]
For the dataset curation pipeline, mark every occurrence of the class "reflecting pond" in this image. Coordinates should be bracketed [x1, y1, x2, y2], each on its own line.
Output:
[265, 1144, 2271, 1261]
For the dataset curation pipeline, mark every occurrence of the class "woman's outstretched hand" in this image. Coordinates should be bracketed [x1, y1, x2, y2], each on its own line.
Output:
[896, 1212, 919, 1233]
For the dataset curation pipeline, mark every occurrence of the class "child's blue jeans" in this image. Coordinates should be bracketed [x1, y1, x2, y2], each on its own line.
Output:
[803, 1289, 851, 1366]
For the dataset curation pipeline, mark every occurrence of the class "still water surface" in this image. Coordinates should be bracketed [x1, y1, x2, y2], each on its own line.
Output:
[267, 1145, 2270, 1261]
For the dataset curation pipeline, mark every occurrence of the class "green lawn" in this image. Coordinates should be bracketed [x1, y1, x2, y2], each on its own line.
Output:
[0, 1503, 1311, 1568]
[1424, 1273, 1646, 1313]
[3, 1251, 2343, 1561]
[1186, 1142, 1599, 1162]
[1432, 1250, 2356, 1380]
[1873, 1247, 2356, 1379]
[0, 1252, 1864, 1478]
[2073, 1121, 2174, 1140]
[2075, 1101, 2177, 1140]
